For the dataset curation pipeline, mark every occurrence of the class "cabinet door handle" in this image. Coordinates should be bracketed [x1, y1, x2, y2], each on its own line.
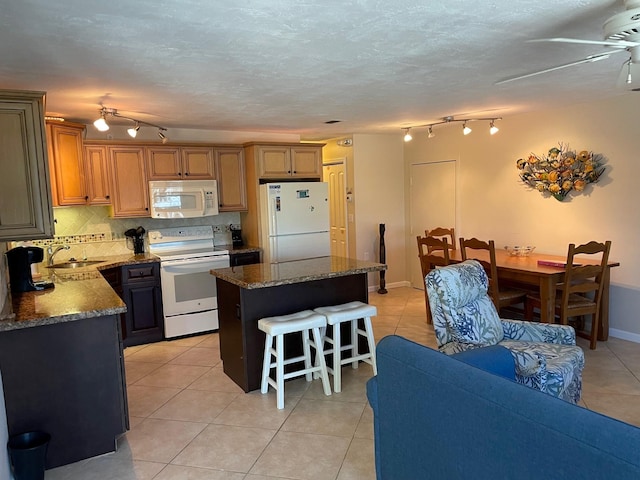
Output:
[106, 195, 110, 199]
[185, 172, 190, 176]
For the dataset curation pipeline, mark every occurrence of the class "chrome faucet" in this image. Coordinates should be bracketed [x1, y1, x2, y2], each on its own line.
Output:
[47, 244, 70, 266]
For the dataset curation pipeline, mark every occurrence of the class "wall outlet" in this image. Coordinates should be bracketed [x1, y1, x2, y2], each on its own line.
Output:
[212, 225, 223, 233]
[364, 251, 370, 261]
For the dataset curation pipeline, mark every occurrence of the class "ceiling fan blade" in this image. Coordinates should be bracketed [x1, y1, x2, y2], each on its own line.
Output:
[495, 53, 618, 85]
[528, 37, 640, 48]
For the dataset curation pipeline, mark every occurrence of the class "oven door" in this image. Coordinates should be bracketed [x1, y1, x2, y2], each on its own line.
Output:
[159, 255, 230, 317]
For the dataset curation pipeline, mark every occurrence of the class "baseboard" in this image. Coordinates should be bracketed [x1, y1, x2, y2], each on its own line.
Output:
[368, 280, 411, 293]
[608, 328, 640, 344]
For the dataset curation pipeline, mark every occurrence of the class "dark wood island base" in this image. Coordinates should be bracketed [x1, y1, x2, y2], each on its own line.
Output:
[211, 256, 386, 392]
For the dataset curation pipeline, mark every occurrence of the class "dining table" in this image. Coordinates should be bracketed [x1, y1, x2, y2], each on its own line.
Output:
[447, 249, 620, 341]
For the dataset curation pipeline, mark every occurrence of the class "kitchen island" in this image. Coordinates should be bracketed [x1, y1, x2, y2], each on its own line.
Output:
[0, 261, 131, 469]
[210, 256, 386, 392]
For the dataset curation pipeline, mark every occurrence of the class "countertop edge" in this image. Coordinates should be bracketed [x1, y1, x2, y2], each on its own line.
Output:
[211, 257, 386, 289]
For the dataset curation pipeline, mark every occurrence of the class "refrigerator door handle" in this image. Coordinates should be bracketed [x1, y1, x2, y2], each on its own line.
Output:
[270, 196, 278, 235]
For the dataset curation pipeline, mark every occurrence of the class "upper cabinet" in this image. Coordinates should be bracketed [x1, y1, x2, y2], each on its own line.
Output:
[240, 142, 324, 248]
[147, 146, 214, 180]
[214, 147, 247, 212]
[47, 121, 112, 206]
[84, 145, 111, 205]
[108, 147, 149, 218]
[253, 144, 323, 179]
[47, 120, 87, 206]
[0, 90, 54, 241]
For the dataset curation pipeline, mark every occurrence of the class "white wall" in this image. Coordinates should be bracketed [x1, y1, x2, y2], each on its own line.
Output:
[352, 134, 406, 288]
[404, 93, 640, 340]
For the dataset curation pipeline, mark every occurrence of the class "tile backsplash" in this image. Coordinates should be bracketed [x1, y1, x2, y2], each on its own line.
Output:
[14, 206, 241, 263]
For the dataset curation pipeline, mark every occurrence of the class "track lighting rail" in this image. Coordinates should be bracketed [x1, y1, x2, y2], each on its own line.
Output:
[402, 116, 501, 141]
[93, 106, 169, 142]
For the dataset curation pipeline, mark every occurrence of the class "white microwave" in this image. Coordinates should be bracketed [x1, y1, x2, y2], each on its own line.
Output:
[149, 180, 219, 219]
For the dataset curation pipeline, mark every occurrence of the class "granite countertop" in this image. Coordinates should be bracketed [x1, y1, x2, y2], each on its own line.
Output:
[227, 245, 261, 255]
[210, 255, 386, 289]
[0, 253, 158, 332]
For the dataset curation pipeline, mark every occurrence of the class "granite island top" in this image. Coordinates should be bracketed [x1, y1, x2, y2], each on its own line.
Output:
[0, 253, 159, 332]
[209, 255, 386, 289]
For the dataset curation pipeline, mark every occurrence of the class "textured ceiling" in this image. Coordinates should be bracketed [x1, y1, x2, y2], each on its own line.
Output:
[0, 0, 635, 140]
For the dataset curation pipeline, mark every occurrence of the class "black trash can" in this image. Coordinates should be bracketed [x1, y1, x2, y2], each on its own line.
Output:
[7, 431, 50, 480]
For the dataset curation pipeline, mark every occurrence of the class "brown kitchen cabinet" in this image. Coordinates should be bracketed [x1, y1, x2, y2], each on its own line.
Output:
[47, 120, 87, 206]
[108, 146, 150, 217]
[147, 146, 215, 180]
[84, 145, 111, 204]
[251, 143, 323, 179]
[0, 90, 54, 241]
[214, 147, 247, 211]
[101, 263, 164, 347]
[240, 142, 324, 247]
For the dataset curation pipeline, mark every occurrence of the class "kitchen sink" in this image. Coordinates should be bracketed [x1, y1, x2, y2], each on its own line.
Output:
[47, 260, 104, 269]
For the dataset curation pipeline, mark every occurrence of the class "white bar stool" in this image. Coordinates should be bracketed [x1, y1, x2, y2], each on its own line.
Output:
[258, 309, 332, 409]
[313, 301, 378, 393]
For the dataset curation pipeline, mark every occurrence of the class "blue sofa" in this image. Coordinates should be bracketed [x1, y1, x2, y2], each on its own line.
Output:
[366, 335, 640, 480]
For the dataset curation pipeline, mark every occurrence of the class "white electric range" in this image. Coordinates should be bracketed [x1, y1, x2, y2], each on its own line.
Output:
[148, 226, 230, 338]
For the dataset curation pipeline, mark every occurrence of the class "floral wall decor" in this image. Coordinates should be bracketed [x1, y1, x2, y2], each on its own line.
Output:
[516, 143, 606, 201]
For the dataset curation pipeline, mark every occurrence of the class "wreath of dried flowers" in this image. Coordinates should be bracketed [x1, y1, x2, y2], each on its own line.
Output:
[516, 143, 605, 201]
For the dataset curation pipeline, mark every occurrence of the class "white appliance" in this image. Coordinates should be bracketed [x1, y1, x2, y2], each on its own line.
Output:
[148, 226, 230, 338]
[149, 180, 219, 219]
[260, 182, 330, 263]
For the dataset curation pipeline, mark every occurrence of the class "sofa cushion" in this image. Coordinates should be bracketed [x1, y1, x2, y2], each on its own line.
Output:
[451, 345, 515, 380]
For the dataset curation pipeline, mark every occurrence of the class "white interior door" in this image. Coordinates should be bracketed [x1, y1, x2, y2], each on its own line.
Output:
[323, 160, 348, 258]
[410, 160, 456, 289]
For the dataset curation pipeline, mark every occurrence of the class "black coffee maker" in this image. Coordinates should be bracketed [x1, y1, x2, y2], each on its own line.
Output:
[124, 226, 146, 254]
[5, 246, 54, 293]
[230, 225, 244, 247]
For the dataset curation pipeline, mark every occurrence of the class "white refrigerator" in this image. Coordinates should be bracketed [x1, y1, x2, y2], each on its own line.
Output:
[259, 182, 331, 263]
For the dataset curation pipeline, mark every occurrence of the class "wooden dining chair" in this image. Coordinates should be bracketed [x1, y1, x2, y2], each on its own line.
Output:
[417, 235, 451, 324]
[524, 240, 612, 350]
[459, 237, 527, 313]
[425, 227, 456, 253]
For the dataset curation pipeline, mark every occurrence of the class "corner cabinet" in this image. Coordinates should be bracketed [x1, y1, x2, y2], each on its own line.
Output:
[0, 90, 54, 241]
[215, 147, 247, 211]
[108, 146, 150, 217]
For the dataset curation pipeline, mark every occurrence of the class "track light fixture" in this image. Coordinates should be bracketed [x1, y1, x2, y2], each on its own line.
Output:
[93, 106, 168, 142]
[401, 116, 502, 141]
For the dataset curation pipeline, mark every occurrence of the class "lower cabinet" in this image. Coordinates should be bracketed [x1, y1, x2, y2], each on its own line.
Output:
[102, 263, 164, 347]
[0, 315, 128, 469]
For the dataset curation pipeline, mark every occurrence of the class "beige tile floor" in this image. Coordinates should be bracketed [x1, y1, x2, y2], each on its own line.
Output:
[46, 287, 640, 480]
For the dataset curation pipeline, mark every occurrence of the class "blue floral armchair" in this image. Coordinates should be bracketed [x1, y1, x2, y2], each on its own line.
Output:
[425, 260, 584, 403]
